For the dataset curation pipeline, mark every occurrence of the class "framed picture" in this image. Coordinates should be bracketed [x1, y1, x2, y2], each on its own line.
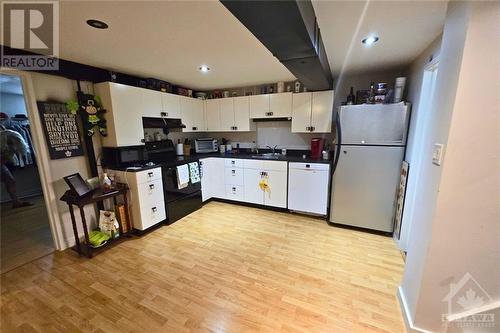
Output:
[393, 161, 409, 239]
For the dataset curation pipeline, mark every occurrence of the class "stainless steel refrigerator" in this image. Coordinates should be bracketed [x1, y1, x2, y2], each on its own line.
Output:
[329, 102, 410, 233]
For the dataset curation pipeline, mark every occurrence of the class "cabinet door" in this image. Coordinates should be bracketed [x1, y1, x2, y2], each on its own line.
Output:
[311, 90, 334, 133]
[180, 96, 195, 132]
[243, 168, 264, 205]
[291, 92, 312, 133]
[265, 170, 287, 208]
[270, 92, 292, 117]
[141, 89, 162, 118]
[219, 98, 235, 131]
[105, 83, 145, 146]
[233, 96, 253, 131]
[249, 94, 269, 118]
[191, 98, 205, 132]
[161, 93, 181, 118]
[200, 158, 212, 202]
[211, 158, 226, 199]
[205, 99, 221, 131]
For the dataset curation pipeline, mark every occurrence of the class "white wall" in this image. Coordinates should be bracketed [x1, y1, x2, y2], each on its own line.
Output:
[29, 73, 100, 249]
[399, 1, 500, 332]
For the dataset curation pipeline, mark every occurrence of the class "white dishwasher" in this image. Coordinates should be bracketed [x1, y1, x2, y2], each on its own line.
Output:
[288, 162, 330, 215]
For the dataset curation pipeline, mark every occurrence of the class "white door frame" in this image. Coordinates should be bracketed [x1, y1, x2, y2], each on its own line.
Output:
[1, 68, 64, 250]
[397, 58, 439, 251]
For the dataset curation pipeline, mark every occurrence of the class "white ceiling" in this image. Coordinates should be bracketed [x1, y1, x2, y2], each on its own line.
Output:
[58, 0, 447, 90]
[313, 0, 447, 75]
[59, 1, 295, 90]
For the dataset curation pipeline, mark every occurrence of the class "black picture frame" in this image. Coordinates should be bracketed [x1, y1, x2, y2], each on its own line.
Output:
[64, 173, 93, 197]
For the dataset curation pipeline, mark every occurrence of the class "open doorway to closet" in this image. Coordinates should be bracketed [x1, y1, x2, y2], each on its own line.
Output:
[0, 73, 54, 273]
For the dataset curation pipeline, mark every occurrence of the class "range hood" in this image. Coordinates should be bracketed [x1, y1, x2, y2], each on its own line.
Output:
[142, 117, 186, 129]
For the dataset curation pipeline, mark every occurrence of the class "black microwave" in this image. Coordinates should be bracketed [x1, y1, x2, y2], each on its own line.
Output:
[101, 146, 148, 168]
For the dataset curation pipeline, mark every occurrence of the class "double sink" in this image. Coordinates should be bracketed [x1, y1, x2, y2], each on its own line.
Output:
[250, 153, 282, 160]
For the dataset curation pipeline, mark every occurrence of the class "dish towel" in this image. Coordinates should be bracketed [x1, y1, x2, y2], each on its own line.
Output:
[176, 164, 190, 189]
[188, 162, 201, 184]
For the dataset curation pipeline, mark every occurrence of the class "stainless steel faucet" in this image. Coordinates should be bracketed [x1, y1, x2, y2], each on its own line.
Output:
[266, 145, 278, 154]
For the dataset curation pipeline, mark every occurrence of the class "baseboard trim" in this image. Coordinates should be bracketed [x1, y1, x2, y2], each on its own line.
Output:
[397, 286, 434, 333]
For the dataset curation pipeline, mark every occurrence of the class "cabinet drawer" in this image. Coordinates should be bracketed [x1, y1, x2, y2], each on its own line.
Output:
[263, 160, 287, 171]
[225, 158, 244, 168]
[135, 167, 162, 184]
[136, 179, 164, 207]
[137, 201, 166, 230]
[243, 159, 264, 170]
[225, 185, 245, 201]
[224, 167, 244, 185]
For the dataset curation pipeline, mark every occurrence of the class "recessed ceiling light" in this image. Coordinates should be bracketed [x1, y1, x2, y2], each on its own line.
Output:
[199, 65, 210, 73]
[362, 36, 379, 46]
[87, 19, 109, 29]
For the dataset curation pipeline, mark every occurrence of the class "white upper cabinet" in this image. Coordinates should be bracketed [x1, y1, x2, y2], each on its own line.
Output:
[205, 99, 221, 131]
[95, 82, 145, 147]
[181, 96, 205, 132]
[249, 94, 270, 118]
[291, 90, 334, 133]
[141, 89, 163, 118]
[311, 90, 334, 133]
[269, 92, 292, 117]
[291, 92, 312, 133]
[219, 98, 235, 131]
[161, 93, 181, 119]
[233, 96, 254, 131]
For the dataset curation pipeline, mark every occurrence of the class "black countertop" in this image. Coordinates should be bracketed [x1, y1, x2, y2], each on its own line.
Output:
[106, 151, 332, 172]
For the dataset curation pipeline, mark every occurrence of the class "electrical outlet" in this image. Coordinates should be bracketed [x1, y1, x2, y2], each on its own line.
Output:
[432, 143, 444, 166]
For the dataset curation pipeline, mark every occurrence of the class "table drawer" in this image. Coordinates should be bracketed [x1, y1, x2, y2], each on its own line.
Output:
[137, 200, 166, 230]
[136, 179, 164, 206]
[225, 158, 244, 168]
[134, 167, 162, 184]
[224, 167, 244, 185]
[225, 185, 244, 201]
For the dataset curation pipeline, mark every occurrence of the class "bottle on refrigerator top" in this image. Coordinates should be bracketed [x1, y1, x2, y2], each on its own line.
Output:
[347, 86, 355, 105]
[394, 77, 406, 103]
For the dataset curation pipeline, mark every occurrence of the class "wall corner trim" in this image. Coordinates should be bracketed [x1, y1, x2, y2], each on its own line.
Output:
[397, 286, 435, 333]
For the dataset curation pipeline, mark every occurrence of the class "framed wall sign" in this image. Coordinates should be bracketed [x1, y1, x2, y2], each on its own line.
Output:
[37, 102, 84, 159]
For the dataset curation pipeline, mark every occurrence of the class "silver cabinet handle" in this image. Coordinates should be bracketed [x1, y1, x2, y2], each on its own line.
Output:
[152, 207, 157, 212]
[149, 184, 155, 189]
[232, 169, 236, 174]
[148, 172, 154, 177]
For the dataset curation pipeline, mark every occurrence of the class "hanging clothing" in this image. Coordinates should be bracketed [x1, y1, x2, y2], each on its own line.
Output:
[0, 129, 29, 166]
[0, 118, 34, 165]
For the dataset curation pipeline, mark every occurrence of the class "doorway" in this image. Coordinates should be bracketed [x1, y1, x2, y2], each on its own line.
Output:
[0, 73, 55, 273]
[398, 61, 439, 251]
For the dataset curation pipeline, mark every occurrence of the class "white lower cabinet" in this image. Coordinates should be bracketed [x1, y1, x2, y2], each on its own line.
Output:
[200, 158, 225, 201]
[111, 167, 166, 230]
[243, 160, 287, 208]
[263, 169, 287, 208]
[243, 168, 265, 205]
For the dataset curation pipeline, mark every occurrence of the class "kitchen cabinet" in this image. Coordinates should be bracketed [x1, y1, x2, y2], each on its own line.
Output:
[233, 96, 254, 131]
[219, 98, 234, 131]
[161, 93, 181, 119]
[291, 90, 334, 133]
[141, 89, 163, 118]
[181, 96, 205, 132]
[249, 94, 269, 118]
[243, 168, 265, 205]
[288, 162, 330, 215]
[243, 160, 287, 208]
[205, 99, 221, 131]
[95, 82, 145, 147]
[200, 158, 225, 201]
[111, 167, 166, 230]
[269, 92, 292, 117]
[264, 169, 288, 208]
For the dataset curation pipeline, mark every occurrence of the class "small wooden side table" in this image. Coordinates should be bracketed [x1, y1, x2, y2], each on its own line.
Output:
[60, 183, 131, 258]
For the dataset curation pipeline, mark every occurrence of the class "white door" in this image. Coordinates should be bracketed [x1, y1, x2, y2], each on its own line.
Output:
[141, 89, 163, 118]
[249, 94, 269, 118]
[243, 168, 264, 205]
[205, 99, 221, 131]
[264, 170, 287, 208]
[269, 92, 292, 117]
[161, 93, 181, 119]
[211, 158, 226, 199]
[200, 158, 212, 202]
[233, 96, 251, 131]
[191, 98, 205, 132]
[291, 92, 312, 133]
[311, 91, 333, 133]
[107, 83, 145, 146]
[219, 98, 235, 131]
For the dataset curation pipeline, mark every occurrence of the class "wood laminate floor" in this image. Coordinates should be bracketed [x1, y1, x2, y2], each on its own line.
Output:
[1, 201, 405, 333]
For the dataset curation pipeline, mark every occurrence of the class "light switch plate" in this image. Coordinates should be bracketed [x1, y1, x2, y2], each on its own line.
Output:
[432, 143, 444, 166]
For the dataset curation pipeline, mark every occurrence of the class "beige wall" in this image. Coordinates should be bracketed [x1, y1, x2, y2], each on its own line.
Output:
[399, 1, 500, 331]
[29, 72, 101, 249]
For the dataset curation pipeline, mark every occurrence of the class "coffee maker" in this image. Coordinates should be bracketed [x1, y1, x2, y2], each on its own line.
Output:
[310, 138, 325, 159]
